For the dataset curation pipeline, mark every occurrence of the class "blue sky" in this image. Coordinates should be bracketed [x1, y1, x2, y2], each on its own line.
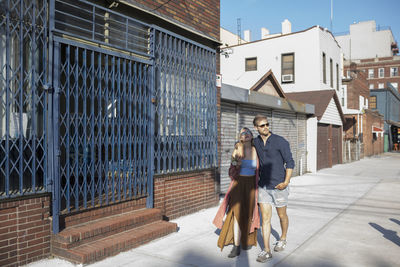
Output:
[221, 0, 400, 43]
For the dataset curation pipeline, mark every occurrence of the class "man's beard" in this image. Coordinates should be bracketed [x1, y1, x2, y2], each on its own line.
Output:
[260, 131, 270, 137]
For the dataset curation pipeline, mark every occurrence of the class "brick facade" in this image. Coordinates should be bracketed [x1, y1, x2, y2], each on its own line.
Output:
[154, 169, 219, 219]
[122, 0, 220, 41]
[345, 56, 400, 93]
[343, 111, 384, 158]
[342, 65, 385, 159]
[342, 69, 369, 109]
[363, 110, 385, 156]
[0, 195, 51, 267]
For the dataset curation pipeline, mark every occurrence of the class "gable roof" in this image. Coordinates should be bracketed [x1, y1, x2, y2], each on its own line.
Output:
[249, 69, 286, 98]
[285, 90, 345, 123]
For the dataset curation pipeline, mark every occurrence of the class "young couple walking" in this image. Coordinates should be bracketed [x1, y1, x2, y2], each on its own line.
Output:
[213, 114, 294, 263]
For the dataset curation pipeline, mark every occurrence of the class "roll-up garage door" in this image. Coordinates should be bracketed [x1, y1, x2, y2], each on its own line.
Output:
[220, 102, 237, 193]
[271, 110, 298, 175]
[317, 123, 330, 170]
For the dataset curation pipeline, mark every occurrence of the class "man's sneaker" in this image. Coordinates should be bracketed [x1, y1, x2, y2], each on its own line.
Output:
[274, 240, 287, 252]
[256, 250, 272, 262]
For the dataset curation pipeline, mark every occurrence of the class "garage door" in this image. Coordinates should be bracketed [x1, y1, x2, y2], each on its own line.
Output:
[220, 102, 237, 193]
[272, 110, 298, 175]
[317, 123, 329, 170]
[331, 126, 341, 166]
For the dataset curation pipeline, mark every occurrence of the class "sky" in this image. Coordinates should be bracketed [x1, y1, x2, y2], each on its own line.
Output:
[221, 0, 400, 43]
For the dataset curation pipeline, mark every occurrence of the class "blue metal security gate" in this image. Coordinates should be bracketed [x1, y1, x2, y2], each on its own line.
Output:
[153, 28, 217, 173]
[51, 39, 153, 225]
[50, 0, 154, 233]
[0, 0, 49, 199]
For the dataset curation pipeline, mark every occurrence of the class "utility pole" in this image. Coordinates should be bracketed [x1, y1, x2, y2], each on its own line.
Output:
[330, 0, 333, 32]
[237, 18, 241, 45]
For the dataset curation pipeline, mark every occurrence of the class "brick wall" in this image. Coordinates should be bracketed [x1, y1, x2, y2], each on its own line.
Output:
[347, 57, 400, 93]
[154, 169, 219, 220]
[363, 110, 384, 156]
[124, 0, 220, 40]
[0, 195, 51, 267]
[343, 68, 370, 110]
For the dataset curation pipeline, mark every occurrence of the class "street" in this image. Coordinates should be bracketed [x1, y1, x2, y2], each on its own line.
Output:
[27, 152, 400, 267]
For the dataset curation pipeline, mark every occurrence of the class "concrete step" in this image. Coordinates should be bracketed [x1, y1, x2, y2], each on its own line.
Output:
[52, 220, 177, 264]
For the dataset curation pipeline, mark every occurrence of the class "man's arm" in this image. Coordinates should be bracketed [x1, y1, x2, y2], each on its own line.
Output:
[275, 138, 294, 190]
[275, 168, 292, 189]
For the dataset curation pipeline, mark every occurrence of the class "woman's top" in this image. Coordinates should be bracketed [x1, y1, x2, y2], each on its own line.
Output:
[239, 159, 256, 176]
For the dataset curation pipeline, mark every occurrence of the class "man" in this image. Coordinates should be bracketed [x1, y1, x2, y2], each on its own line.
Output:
[252, 114, 294, 263]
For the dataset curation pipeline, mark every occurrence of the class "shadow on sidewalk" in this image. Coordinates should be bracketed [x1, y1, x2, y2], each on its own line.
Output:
[177, 248, 251, 267]
[369, 222, 400, 247]
[389, 218, 400, 226]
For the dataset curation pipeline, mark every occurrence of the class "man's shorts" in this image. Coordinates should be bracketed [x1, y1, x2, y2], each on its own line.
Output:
[258, 186, 289, 207]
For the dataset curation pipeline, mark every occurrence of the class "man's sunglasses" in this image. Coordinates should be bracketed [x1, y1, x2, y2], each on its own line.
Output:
[257, 123, 269, 128]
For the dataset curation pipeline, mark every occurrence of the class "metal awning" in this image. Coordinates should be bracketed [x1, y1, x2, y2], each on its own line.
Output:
[372, 126, 384, 132]
[387, 120, 400, 127]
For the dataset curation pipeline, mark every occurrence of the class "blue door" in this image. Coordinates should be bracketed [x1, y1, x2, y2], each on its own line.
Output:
[51, 39, 154, 233]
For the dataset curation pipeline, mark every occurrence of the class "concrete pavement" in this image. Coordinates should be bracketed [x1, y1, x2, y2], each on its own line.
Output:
[26, 152, 400, 267]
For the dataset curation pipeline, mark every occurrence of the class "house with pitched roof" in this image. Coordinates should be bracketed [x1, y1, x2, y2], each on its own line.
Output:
[285, 90, 345, 170]
[220, 70, 314, 192]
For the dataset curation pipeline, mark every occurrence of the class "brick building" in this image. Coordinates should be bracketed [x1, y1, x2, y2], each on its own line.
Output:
[341, 67, 385, 161]
[0, 0, 220, 265]
[344, 56, 400, 93]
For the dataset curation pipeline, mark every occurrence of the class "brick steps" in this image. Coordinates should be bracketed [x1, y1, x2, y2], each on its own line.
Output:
[52, 208, 177, 264]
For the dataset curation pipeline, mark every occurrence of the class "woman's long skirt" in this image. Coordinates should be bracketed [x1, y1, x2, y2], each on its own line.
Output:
[217, 175, 257, 250]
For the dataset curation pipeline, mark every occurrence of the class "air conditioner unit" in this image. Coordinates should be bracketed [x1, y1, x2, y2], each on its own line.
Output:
[282, 74, 293, 82]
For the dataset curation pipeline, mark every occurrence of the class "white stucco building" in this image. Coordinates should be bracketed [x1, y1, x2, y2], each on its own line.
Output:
[335, 20, 397, 60]
[220, 27, 247, 47]
[220, 24, 345, 172]
[221, 25, 343, 98]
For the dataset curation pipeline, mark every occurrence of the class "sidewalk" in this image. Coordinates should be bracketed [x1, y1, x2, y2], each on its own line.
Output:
[26, 153, 400, 267]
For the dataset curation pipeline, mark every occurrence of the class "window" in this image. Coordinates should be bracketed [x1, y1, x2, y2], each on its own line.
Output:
[379, 68, 384, 78]
[369, 96, 377, 109]
[368, 69, 374, 78]
[336, 64, 339, 90]
[245, 57, 257, 71]
[378, 83, 384, 89]
[281, 53, 294, 83]
[390, 67, 398, 77]
[330, 58, 333, 88]
[391, 82, 398, 89]
[369, 83, 374, 89]
[322, 52, 326, 83]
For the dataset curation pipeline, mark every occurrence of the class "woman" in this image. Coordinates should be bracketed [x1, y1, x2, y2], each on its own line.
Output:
[213, 127, 260, 258]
